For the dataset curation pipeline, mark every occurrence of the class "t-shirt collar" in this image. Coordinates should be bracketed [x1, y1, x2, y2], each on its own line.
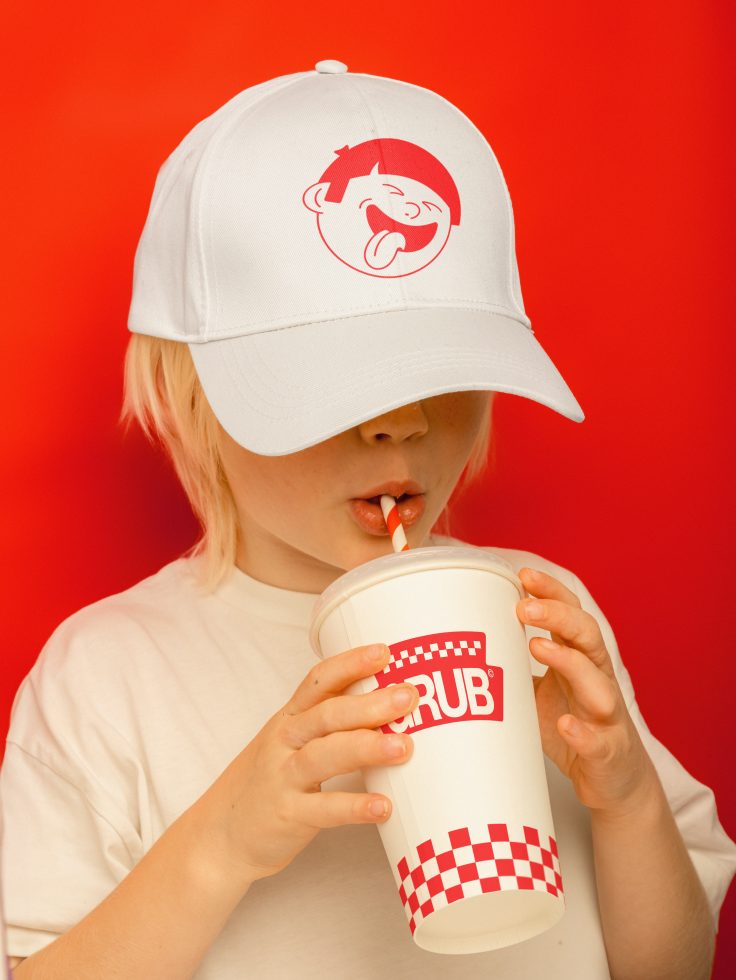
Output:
[211, 533, 447, 628]
[213, 563, 321, 627]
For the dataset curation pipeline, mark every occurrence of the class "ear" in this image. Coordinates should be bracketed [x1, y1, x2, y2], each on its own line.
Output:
[302, 181, 330, 214]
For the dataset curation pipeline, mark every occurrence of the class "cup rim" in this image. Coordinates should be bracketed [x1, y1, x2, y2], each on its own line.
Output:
[308, 545, 522, 657]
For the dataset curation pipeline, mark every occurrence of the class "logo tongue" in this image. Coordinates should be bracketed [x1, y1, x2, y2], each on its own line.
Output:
[364, 229, 406, 270]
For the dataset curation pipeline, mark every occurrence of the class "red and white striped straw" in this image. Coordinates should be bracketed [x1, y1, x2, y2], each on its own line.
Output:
[380, 495, 409, 552]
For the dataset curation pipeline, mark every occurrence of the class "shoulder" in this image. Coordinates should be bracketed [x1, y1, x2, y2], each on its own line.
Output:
[34, 556, 204, 662]
[43, 558, 206, 648]
[8, 556, 209, 734]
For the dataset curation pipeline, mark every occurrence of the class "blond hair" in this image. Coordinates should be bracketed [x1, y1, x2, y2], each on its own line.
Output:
[120, 334, 495, 591]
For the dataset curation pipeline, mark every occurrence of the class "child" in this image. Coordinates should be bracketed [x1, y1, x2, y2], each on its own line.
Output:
[2, 60, 735, 979]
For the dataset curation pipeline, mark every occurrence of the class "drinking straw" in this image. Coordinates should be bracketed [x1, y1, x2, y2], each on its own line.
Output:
[380, 494, 410, 552]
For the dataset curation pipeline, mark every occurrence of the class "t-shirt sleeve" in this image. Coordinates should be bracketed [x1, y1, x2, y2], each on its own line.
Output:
[569, 570, 736, 935]
[0, 619, 145, 959]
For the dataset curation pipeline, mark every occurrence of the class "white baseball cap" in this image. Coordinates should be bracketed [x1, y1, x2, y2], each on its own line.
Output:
[127, 59, 585, 455]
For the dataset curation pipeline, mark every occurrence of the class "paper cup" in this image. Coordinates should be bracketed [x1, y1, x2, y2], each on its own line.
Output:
[308, 545, 565, 954]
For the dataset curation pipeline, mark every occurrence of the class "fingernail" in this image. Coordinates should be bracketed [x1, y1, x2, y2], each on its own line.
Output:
[384, 735, 407, 756]
[370, 798, 389, 817]
[524, 601, 544, 619]
[369, 645, 389, 662]
[392, 686, 414, 709]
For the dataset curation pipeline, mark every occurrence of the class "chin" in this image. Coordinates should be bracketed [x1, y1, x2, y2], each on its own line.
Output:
[338, 534, 393, 569]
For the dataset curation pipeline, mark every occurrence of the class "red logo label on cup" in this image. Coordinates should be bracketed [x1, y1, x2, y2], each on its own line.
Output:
[376, 631, 503, 735]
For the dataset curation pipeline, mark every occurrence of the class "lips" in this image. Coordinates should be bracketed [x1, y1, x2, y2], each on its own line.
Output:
[348, 482, 426, 536]
[358, 479, 422, 498]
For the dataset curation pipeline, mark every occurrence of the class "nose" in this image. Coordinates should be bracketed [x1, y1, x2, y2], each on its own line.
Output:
[403, 201, 421, 220]
[357, 401, 429, 444]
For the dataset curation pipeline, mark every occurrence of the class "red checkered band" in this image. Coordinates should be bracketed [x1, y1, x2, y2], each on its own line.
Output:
[384, 632, 485, 670]
[374, 630, 504, 735]
[396, 823, 563, 936]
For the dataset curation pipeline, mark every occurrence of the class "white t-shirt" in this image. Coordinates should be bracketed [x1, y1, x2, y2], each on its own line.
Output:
[2, 534, 735, 979]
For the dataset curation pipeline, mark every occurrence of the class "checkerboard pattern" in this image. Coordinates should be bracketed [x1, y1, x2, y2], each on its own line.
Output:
[396, 823, 563, 936]
[381, 632, 485, 675]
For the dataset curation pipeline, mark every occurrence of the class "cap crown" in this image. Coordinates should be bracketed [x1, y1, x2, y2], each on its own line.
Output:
[128, 67, 531, 342]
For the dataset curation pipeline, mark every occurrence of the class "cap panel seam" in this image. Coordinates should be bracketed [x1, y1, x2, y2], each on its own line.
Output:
[186, 302, 531, 342]
[196, 74, 313, 340]
[346, 74, 407, 307]
[351, 72, 527, 325]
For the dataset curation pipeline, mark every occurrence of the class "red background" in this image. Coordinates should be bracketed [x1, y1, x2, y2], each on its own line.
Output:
[2, 1, 734, 975]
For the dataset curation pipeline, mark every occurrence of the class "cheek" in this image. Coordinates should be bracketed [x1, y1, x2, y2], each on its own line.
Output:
[429, 395, 489, 467]
[221, 437, 337, 515]
[439, 393, 489, 437]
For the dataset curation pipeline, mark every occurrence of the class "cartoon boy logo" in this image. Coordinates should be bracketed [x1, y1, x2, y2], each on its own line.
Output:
[302, 138, 461, 278]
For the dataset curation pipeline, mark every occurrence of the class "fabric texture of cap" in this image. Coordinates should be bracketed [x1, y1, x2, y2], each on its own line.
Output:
[127, 60, 585, 456]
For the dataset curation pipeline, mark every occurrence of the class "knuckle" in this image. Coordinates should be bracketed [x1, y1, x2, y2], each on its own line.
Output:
[574, 626, 595, 651]
[274, 790, 297, 826]
[581, 612, 600, 640]
[373, 692, 396, 723]
[320, 695, 352, 734]
[365, 729, 392, 761]
[319, 695, 342, 732]
[600, 683, 620, 719]
[319, 728, 346, 765]
[361, 728, 383, 755]
[279, 711, 306, 749]
[350, 690, 382, 728]
[602, 732, 626, 766]
[283, 747, 303, 781]
[306, 659, 329, 688]
[602, 734, 619, 765]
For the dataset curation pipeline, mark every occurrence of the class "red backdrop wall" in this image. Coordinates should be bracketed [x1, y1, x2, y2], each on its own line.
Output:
[3, 1, 734, 975]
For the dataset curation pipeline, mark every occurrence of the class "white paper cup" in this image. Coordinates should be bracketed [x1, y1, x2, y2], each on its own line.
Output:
[308, 545, 565, 954]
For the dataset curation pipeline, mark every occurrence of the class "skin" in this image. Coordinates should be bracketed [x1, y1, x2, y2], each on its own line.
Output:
[216, 390, 492, 594]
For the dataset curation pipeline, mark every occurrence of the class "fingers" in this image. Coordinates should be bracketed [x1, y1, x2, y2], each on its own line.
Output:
[285, 644, 391, 716]
[529, 637, 623, 722]
[518, 595, 600, 651]
[289, 727, 415, 790]
[516, 570, 614, 678]
[289, 681, 419, 748]
[297, 789, 393, 827]
[518, 567, 582, 609]
[275, 644, 419, 828]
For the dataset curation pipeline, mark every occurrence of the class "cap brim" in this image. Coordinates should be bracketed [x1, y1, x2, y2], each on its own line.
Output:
[188, 309, 585, 456]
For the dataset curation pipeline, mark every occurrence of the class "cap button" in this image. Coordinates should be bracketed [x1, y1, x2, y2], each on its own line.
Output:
[315, 60, 348, 74]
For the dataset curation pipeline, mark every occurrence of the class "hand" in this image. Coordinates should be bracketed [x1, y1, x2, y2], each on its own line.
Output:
[198, 644, 418, 885]
[516, 567, 659, 817]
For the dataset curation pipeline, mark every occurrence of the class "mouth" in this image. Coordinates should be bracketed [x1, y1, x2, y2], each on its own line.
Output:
[364, 204, 438, 270]
[348, 489, 426, 536]
[365, 205, 437, 253]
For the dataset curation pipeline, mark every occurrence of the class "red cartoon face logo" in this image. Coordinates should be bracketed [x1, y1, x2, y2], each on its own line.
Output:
[302, 138, 461, 278]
